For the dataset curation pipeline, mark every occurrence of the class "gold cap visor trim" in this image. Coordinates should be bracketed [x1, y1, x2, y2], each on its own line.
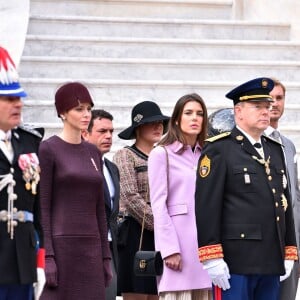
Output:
[239, 95, 273, 101]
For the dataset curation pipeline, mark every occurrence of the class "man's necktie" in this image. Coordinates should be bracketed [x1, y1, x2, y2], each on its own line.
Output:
[254, 142, 265, 159]
[271, 130, 281, 142]
[253, 143, 262, 149]
[1, 134, 13, 162]
[103, 177, 112, 210]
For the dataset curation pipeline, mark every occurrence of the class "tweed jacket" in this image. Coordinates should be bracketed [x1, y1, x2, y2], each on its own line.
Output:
[113, 146, 154, 231]
[195, 127, 298, 275]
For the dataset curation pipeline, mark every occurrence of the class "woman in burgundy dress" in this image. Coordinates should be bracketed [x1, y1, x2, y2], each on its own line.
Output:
[39, 82, 112, 299]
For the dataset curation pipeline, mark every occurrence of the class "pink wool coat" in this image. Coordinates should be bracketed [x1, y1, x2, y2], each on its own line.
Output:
[148, 142, 211, 293]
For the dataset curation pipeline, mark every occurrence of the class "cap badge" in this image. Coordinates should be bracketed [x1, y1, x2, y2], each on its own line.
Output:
[262, 79, 268, 88]
[199, 155, 211, 178]
[134, 114, 143, 123]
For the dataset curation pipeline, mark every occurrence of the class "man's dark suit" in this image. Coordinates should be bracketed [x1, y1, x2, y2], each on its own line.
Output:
[104, 158, 120, 299]
[278, 134, 300, 300]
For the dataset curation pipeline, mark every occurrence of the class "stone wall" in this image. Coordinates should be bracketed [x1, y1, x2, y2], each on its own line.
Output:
[1, 0, 299, 65]
[233, 0, 300, 40]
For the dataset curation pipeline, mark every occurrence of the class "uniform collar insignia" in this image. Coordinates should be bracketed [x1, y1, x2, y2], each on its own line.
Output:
[13, 131, 19, 140]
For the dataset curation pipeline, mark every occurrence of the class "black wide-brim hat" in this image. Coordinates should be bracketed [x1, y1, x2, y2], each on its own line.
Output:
[118, 101, 170, 140]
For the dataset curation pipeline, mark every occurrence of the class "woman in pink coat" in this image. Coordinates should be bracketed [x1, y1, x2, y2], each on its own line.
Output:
[148, 94, 212, 300]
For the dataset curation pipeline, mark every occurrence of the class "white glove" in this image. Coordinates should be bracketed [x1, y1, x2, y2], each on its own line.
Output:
[33, 268, 46, 300]
[203, 258, 231, 290]
[280, 260, 294, 282]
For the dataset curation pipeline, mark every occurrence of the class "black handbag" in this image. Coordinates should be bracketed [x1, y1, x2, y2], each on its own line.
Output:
[134, 250, 163, 276]
[133, 147, 170, 277]
[133, 203, 163, 277]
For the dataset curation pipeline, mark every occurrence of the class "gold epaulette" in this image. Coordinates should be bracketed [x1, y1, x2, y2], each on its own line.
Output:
[205, 132, 231, 143]
[18, 124, 44, 139]
[285, 246, 298, 260]
[198, 244, 224, 262]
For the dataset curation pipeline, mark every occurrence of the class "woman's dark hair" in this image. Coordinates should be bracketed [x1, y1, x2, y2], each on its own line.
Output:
[159, 93, 208, 148]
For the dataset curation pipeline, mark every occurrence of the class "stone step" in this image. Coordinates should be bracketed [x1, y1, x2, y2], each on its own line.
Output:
[30, 0, 232, 19]
[19, 57, 300, 81]
[20, 78, 300, 105]
[24, 35, 300, 61]
[27, 16, 290, 40]
[22, 0, 300, 160]
[22, 99, 300, 127]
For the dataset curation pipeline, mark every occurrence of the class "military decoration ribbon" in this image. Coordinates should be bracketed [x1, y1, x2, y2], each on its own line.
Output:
[18, 153, 40, 195]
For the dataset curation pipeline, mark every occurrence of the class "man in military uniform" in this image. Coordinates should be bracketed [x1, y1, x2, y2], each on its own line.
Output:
[195, 77, 298, 300]
[0, 46, 45, 299]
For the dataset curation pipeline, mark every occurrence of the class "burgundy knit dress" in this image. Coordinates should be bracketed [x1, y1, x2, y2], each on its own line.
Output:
[39, 136, 110, 300]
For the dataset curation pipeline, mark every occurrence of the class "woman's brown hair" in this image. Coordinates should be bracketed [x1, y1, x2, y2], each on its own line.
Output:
[159, 93, 208, 148]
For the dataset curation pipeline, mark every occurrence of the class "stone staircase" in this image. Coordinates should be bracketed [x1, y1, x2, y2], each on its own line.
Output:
[20, 0, 300, 156]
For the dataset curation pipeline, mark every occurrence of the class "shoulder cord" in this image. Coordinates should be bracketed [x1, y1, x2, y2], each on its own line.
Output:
[138, 146, 169, 251]
[0, 173, 17, 239]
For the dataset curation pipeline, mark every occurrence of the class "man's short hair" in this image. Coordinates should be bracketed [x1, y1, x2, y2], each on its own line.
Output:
[88, 109, 113, 132]
[271, 78, 286, 95]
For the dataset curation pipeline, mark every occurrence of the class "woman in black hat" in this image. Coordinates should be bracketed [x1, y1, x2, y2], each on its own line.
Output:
[113, 101, 169, 300]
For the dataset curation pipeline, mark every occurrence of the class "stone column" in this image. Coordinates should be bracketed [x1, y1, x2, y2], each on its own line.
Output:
[0, 0, 30, 66]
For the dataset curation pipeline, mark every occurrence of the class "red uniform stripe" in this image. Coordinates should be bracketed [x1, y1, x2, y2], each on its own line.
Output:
[214, 286, 222, 300]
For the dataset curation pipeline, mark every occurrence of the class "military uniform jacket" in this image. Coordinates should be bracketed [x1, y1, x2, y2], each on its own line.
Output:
[0, 126, 44, 284]
[195, 126, 297, 275]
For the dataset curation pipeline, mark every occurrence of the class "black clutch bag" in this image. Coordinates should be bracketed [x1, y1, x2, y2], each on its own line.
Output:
[134, 250, 163, 276]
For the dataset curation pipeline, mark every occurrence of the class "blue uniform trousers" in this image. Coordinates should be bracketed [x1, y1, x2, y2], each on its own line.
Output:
[0, 284, 33, 300]
[213, 274, 280, 300]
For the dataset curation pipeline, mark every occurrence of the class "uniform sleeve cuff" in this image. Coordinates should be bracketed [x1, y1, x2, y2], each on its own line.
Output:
[285, 246, 298, 260]
[198, 244, 224, 262]
[37, 248, 45, 269]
